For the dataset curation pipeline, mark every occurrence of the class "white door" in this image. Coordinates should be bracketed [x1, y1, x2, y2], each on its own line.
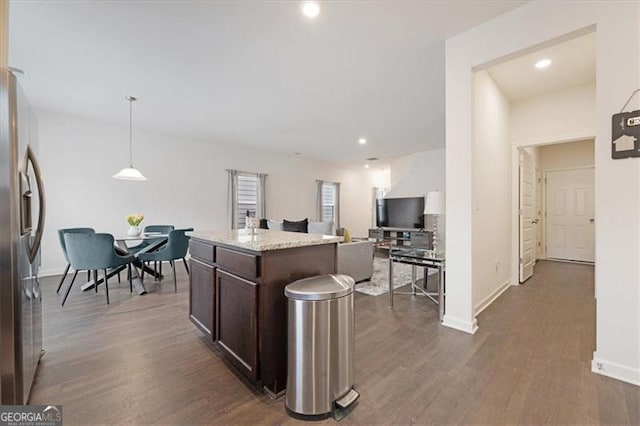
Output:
[519, 150, 536, 282]
[535, 167, 543, 260]
[546, 168, 595, 262]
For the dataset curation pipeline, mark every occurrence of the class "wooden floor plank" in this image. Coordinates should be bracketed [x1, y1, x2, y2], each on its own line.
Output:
[30, 260, 639, 425]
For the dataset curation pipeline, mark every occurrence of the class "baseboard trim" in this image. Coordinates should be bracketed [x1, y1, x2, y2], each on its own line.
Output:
[442, 315, 478, 334]
[40, 268, 66, 277]
[547, 257, 595, 265]
[591, 354, 640, 386]
[474, 279, 511, 316]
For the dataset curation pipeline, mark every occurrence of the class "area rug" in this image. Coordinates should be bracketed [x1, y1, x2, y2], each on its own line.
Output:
[355, 257, 437, 296]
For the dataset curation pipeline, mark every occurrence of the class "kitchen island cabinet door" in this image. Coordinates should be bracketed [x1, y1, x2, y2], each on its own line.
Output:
[189, 258, 215, 340]
[216, 269, 259, 382]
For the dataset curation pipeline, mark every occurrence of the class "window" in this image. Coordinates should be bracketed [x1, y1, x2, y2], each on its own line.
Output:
[321, 182, 336, 222]
[227, 170, 266, 229]
[236, 174, 258, 228]
[316, 180, 340, 226]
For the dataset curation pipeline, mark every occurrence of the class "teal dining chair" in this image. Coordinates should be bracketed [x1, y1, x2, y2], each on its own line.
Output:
[128, 225, 175, 253]
[136, 228, 193, 291]
[129, 224, 175, 279]
[56, 227, 95, 293]
[62, 233, 134, 306]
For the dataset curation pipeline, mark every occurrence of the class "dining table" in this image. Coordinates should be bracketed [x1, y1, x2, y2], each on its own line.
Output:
[79, 233, 169, 295]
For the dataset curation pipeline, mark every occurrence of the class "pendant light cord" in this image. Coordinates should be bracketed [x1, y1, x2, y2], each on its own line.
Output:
[129, 97, 133, 167]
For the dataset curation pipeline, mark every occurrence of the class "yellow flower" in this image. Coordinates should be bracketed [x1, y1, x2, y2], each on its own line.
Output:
[126, 213, 144, 226]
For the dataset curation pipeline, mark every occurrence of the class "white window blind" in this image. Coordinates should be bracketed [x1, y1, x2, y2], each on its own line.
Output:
[321, 182, 336, 222]
[237, 174, 258, 228]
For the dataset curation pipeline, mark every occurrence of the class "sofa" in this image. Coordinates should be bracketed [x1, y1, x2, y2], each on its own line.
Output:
[259, 218, 375, 283]
[337, 240, 374, 283]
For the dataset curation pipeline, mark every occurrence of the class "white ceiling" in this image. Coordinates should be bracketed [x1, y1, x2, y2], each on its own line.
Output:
[9, 1, 527, 164]
[488, 32, 596, 102]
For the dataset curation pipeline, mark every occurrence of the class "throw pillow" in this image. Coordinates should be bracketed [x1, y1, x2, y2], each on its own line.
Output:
[283, 218, 308, 233]
[267, 219, 283, 231]
[259, 219, 268, 229]
[343, 228, 352, 243]
[308, 220, 334, 236]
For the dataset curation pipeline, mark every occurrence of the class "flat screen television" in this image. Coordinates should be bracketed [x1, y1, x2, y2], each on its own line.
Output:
[375, 196, 425, 229]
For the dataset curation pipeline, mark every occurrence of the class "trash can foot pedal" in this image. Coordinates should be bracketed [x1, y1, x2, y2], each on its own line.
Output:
[333, 388, 359, 421]
[336, 388, 359, 409]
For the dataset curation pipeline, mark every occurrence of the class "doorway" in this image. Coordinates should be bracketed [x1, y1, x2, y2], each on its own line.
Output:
[517, 139, 595, 283]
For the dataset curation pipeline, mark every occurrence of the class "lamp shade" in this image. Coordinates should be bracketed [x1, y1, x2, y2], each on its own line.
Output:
[113, 167, 147, 181]
[424, 191, 445, 215]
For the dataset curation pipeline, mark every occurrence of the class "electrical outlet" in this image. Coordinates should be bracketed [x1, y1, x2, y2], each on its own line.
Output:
[596, 362, 604, 371]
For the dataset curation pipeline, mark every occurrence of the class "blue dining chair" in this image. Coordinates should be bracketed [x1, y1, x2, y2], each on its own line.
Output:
[136, 228, 193, 291]
[62, 233, 134, 306]
[128, 225, 174, 253]
[56, 227, 95, 293]
[129, 224, 175, 279]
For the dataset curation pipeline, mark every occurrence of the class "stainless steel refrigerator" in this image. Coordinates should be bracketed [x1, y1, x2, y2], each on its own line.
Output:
[0, 67, 46, 404]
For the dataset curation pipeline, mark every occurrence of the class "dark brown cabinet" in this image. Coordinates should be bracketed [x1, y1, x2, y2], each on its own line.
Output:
[188, 237, 337, 395]
[216, 269, 259, 381]
[189, 258, 215, 340]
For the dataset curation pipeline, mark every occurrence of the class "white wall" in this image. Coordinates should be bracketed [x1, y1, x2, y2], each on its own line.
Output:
[38, 110, 382, 275]
[472, 71, 512, 315]
[539, 139, 595, 170]
[446, 2, 640, 386]
[387, 148, 446, 249]
[389, 155, 412, 189]
[340, 165, 390, 236]
[0, 0, 7, 67]
[510, 83, 596, 146]
[387, 148, 445, 198]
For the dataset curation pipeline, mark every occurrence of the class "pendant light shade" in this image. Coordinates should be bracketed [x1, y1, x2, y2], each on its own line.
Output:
[113, 167, 147, 181]
[113, 96, 147, 181]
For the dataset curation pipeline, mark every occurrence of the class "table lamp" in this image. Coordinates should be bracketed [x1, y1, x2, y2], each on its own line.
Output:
[424, 191, 445, 254]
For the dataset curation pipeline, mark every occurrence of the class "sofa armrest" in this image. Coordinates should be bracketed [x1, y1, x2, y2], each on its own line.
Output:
[337, 241, 375, 283]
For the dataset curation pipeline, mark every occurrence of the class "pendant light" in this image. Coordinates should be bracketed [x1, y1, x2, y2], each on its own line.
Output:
[113, 96, 147, 181]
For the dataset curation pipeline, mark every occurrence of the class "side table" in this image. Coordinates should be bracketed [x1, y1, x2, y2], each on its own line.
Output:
[388, 248, 445, 321]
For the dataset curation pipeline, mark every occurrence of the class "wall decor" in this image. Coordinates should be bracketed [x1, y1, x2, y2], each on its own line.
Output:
[612, 89, 640, 159]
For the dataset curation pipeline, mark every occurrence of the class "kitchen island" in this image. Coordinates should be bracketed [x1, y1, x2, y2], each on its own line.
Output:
[187, 229, 342, 395]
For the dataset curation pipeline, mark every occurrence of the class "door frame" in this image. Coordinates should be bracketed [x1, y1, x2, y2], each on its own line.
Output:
[543, 165, 595, 263]
[510, 137, 596, 287]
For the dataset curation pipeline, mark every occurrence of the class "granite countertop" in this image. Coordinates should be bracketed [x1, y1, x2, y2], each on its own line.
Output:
[187, 229, 343, 252]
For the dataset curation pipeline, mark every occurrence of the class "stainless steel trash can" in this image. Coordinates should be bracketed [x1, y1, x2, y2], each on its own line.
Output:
[285, 274, 359, 419]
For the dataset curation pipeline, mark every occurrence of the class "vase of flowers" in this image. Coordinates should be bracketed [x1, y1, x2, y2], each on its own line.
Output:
[126, 213, 144, 236]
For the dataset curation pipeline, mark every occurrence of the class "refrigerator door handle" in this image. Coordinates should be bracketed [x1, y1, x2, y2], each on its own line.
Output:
[24, 145, 45, 264]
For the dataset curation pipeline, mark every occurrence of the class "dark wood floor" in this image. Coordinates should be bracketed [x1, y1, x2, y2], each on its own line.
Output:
[31, 260, 639, 425]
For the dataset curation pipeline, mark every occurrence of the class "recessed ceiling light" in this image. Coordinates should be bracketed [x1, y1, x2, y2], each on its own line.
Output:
[358, 138, 367, 145]
[535, 58, 552, 69]
[301, 1, 320, 19]
[364, 164, 370, 169]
